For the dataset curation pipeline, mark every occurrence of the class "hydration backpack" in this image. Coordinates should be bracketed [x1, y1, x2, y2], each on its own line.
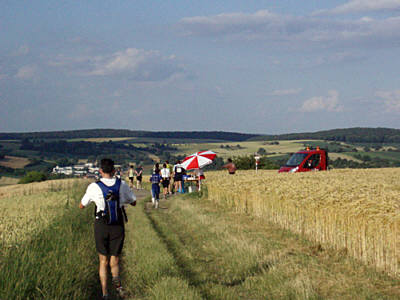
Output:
[95, 179, 124, 225]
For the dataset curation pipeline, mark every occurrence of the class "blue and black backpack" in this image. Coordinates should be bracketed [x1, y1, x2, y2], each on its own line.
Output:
[95, 178, 126, 224]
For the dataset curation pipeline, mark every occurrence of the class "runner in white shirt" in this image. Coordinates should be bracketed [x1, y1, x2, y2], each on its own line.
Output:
[79, 158, 136, 299]
[81, 178, 136, 213]
[160, 163, 170, 200]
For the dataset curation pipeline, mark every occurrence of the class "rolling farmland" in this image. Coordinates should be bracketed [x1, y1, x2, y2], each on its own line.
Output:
[0, 155, 30, 169]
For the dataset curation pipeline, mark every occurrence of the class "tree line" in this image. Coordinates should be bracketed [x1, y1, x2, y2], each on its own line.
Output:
[2, 127, 399, 143]
[0, 129, 257, 142]
[257, 127, 400, 143]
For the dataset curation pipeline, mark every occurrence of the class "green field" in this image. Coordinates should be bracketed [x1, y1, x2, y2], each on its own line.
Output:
[356, 151, 400, 161]
[170, 139, 379, 163]
[171, 140, 314, 159]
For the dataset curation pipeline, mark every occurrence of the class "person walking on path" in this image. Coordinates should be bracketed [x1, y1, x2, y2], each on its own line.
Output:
[160, 163, 170, 200]
[128, 165, 135, 188]
[173, 160, 185, 193]
[79, 158, 136, 300]
[222, 158, 237, 174]
[150, 167, 162, 208]
[135, 165, 143, 189]
[166, 160, 173, 194]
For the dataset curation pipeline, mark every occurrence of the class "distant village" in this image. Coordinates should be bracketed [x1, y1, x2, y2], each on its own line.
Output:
[52, 162, 100, 178]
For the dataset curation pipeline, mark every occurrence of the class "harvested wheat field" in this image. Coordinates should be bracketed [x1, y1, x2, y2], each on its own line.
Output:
[205, 168, 400, 277]
[0, 155, 30, 169]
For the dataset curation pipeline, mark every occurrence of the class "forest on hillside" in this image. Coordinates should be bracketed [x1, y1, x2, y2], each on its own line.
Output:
[257, 127, 400, 143]
[0, 129, 257, 142]
[1, 127, 399, 143]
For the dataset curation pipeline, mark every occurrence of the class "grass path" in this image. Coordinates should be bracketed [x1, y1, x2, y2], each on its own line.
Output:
[122, 191, 400, 300]
[122, 189, 201, 299]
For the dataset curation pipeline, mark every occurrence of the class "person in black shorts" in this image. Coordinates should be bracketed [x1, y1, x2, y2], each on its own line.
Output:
[128, 165, 135, 187]
[80, 158, 136, 299]
[135, 165, 143, 189]
[173, 160, 185, 193]
[160, 163, 170, 200]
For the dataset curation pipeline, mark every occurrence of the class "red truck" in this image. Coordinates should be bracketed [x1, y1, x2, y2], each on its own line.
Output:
[278, 147, 328, 173]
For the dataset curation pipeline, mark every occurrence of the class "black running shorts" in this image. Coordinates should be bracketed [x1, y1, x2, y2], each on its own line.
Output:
[174, 174, 182, 182]
[94, 219, 125, 256]
[162, 179, 169, 188]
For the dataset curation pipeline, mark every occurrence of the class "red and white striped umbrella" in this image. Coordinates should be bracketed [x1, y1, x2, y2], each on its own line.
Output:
[180, 150, 217, 170]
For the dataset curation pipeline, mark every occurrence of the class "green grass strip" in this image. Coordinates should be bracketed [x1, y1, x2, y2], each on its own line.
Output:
[121, 196, 202, 300]
[0, 184, 99, 300]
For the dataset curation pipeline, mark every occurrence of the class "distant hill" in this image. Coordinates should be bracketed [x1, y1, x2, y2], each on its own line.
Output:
[0, 127, 399, 143]
[0, 129, 258, 142]
[256, 127, 400, 143]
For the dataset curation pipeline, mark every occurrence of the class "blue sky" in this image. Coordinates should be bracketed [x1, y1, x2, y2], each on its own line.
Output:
[1, 0, 399, 134]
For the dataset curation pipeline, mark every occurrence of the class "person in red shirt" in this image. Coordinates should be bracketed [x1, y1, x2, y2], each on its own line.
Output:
[222, 158, 237, 174]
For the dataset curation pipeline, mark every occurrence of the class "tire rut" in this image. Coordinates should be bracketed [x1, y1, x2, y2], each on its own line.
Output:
[144, 203, 213, 300]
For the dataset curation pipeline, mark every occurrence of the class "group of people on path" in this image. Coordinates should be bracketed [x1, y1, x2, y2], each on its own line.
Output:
[79, 156, 236, 299]
[149, 160, 187, 209]
[128, 164, 143, 189]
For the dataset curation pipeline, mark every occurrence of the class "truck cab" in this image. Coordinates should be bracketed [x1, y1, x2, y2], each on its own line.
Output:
[278, 147, 328, 173]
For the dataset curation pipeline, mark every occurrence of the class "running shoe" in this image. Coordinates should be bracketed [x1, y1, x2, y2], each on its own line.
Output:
[116, 286, 128, 298]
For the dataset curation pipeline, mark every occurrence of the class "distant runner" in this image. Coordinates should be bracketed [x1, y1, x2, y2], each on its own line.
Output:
[222, 158, 237, 174]
[128, 165, 135, 188]
[173, 160, 185, 193]
[135, 165, 143, 189]
[160, 163, 170, 200]
[150, 166, 162, 208]
[166, 160, 173, 194]
[79, 158, 136, 299]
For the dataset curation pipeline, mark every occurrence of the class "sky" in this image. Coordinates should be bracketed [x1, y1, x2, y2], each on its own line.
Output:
[1, 0, 400, 134]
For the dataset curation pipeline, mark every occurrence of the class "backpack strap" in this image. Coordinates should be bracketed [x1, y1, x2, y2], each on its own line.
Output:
[96, 178, 121, 200]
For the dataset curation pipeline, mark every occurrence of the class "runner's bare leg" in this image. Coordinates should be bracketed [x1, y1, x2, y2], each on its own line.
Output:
[99, 254, 109, 296]
[110, 255, 120, 278]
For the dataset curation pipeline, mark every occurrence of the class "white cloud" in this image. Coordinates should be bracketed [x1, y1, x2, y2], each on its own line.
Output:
[15, 65, 37, 80]
[376, 90, 400, 112]
[179, 10, 400, 48]
[88, 48, 148, 76]
[269, 88, 302, 96]
[300, 90, 343, 112]
[314, 0, 400, 15]
[50, 48, 184, 82]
